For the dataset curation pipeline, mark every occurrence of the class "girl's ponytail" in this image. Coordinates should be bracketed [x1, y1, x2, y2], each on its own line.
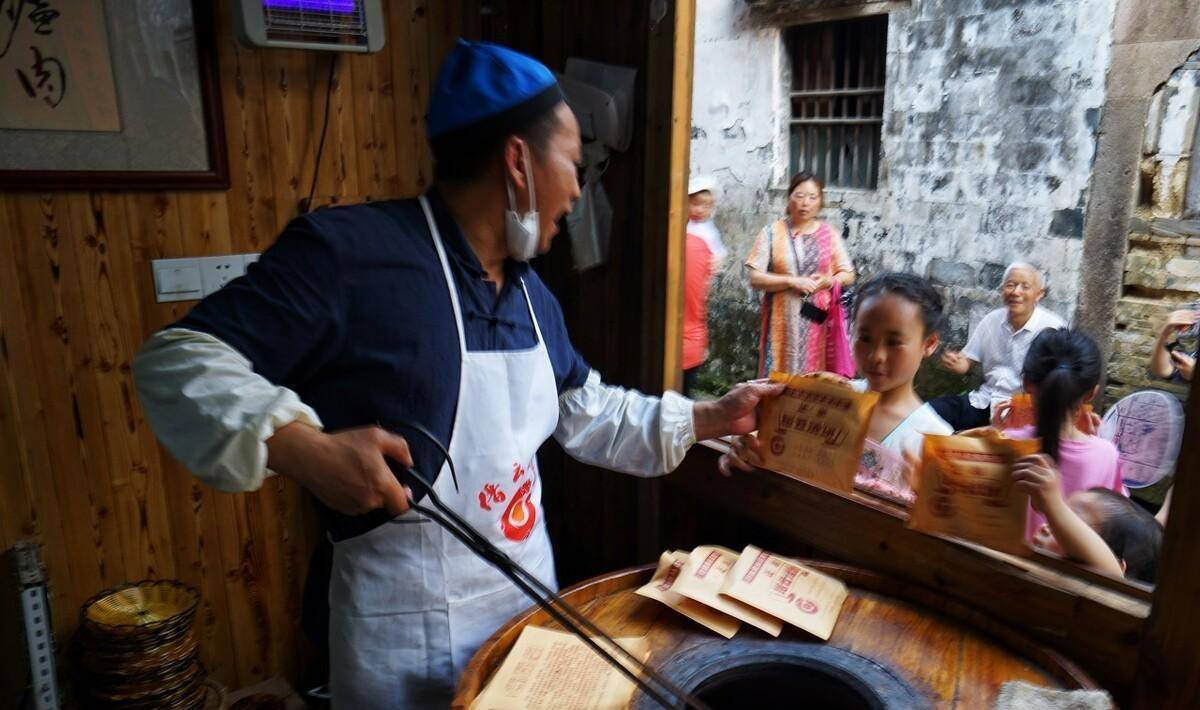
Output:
[1022, 329, 1102, 460]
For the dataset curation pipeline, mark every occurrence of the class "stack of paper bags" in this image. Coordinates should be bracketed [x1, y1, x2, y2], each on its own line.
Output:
[635, 544, 848, 642]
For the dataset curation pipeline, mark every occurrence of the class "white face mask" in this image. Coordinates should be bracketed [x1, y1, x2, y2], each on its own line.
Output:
[504, 142, 540, 262]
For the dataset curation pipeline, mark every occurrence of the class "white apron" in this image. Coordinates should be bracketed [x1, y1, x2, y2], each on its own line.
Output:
[327, 196, 560, 708]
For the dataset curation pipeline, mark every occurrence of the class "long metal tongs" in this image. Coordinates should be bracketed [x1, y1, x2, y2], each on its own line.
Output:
[390, 421, 711, 710]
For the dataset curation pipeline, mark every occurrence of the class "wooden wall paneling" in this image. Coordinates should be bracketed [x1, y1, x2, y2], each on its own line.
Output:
[348, 47, 400, 197]
[214, 2, 279, 253]
[257, 48, 319, 226]
[428, 0, 463, 71]
[409, 0, 436, 192]
[0, 201, 76, 621]
[7, 194, 119, 618]
[55, 192, 139, 585]
[120, 190, 243, 682]
[323, 53, 360, 202]
[0, 285, 35, 551]
[66, 193, 177, 583]
[384, 0, 433, 195]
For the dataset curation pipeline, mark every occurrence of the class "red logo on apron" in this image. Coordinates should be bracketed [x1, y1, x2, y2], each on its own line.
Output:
[500, 479, 537, 541]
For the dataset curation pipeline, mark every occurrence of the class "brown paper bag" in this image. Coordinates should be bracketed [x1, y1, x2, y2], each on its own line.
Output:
[671, 545, 784, 637]
[635, 551, 742, 638]
[757, 371, 880, 493]
[470, 625, 650, 710]
[719, 545, 848, 641]
[908, 432, 1040, 556]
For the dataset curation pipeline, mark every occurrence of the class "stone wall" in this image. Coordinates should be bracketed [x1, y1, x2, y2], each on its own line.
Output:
[1109, 52, 1200, 401]
[690, 0, 1116, 394]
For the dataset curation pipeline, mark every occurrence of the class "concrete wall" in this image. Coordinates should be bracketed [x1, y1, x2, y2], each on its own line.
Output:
[1076, 0, 1200, 400]
[691, 0, 1116, 392]
[1108, 52, 1200, 400]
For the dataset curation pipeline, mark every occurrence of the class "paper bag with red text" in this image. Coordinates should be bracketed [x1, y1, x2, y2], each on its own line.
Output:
[670, 545, 784, 636]
[908, 432, 1040, 556]
[635, 551, 742, 638]
[757, 372, 880, 493]
[719, 545, 848, 641]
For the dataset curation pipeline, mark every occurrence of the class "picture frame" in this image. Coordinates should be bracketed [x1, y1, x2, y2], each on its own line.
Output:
[0, 0, 228, 190]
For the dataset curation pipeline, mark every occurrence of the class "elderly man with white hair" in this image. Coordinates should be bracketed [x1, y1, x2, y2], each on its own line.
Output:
[931, 262, 1067, 430]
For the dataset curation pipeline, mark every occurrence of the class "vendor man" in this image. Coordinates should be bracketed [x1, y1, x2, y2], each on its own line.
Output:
[133, 40, 780, 708]
[931, 261, 1066, 430]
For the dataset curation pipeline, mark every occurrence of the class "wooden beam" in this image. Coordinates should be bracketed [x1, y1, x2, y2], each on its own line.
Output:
[643, 0, 696, 396]
[1135, 377, 1200, 708]
[635, 0, 696, 564]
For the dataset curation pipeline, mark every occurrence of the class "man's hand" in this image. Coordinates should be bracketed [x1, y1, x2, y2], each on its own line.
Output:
[1161, 308, 1199, 336]
[267, 423, 413, 516]
[717, 433, 765, 476]
[1012, 454, 1062, 515]
[694, 380, 787, 442]
[1171, 350, 1195, 381]
[939, 349, 972, 375]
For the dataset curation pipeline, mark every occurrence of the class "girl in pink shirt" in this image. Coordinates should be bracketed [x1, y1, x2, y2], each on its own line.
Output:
[1004, 329, 1125, 539]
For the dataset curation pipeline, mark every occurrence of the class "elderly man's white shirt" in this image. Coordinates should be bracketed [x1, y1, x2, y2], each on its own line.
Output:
[961, 305, 1067, 409]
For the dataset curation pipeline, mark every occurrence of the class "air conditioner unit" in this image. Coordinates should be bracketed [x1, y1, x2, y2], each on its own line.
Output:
[237, 0, 386, 53]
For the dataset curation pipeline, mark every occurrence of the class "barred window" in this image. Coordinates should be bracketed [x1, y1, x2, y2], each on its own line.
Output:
[787, 15, 887, 190]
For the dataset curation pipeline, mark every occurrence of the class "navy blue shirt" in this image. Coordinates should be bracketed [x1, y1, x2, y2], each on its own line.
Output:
[176, 191, 590, 538]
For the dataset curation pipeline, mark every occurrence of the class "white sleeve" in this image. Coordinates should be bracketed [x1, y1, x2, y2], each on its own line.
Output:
[132, 327, 323, 493]
[554, 370, 696, 477]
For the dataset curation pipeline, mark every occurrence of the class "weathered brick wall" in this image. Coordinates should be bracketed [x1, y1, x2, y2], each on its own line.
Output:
[1110, 53, 1200, 401]
[690, 0, 1116, 394]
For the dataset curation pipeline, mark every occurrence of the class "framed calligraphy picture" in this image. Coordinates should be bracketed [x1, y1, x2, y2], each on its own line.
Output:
[0, 0, 228, 189]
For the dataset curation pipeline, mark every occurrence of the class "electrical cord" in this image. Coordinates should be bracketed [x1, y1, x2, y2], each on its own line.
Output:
[301, 53, 338, 214]
[385, 420, 712, 710]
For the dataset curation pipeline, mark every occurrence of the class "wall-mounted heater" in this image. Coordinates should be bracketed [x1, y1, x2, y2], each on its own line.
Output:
[237, 0, 386, 53]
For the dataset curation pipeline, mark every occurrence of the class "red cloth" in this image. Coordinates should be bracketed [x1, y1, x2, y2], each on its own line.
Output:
[683, 233, 714, 370]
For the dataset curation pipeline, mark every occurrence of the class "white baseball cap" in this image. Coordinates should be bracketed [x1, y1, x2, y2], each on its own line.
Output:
[688, 174, 719, 197]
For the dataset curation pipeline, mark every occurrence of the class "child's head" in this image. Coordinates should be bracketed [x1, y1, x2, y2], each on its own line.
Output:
[1021, 329, 1102, 459]
[1071, 488, 1162, 584]
[850, 273, 944, 394]
[687, 174, 718, 222]
[688, 191, 714, 222]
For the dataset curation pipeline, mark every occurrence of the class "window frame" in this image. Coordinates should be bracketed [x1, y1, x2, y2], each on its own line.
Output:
[785, 14, 888, 190]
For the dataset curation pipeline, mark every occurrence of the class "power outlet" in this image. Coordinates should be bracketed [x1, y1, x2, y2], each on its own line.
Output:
[199, 255, 246, 296]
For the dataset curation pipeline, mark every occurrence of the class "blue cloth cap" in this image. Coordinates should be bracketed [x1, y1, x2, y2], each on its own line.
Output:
[427, 39, 563, 157]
